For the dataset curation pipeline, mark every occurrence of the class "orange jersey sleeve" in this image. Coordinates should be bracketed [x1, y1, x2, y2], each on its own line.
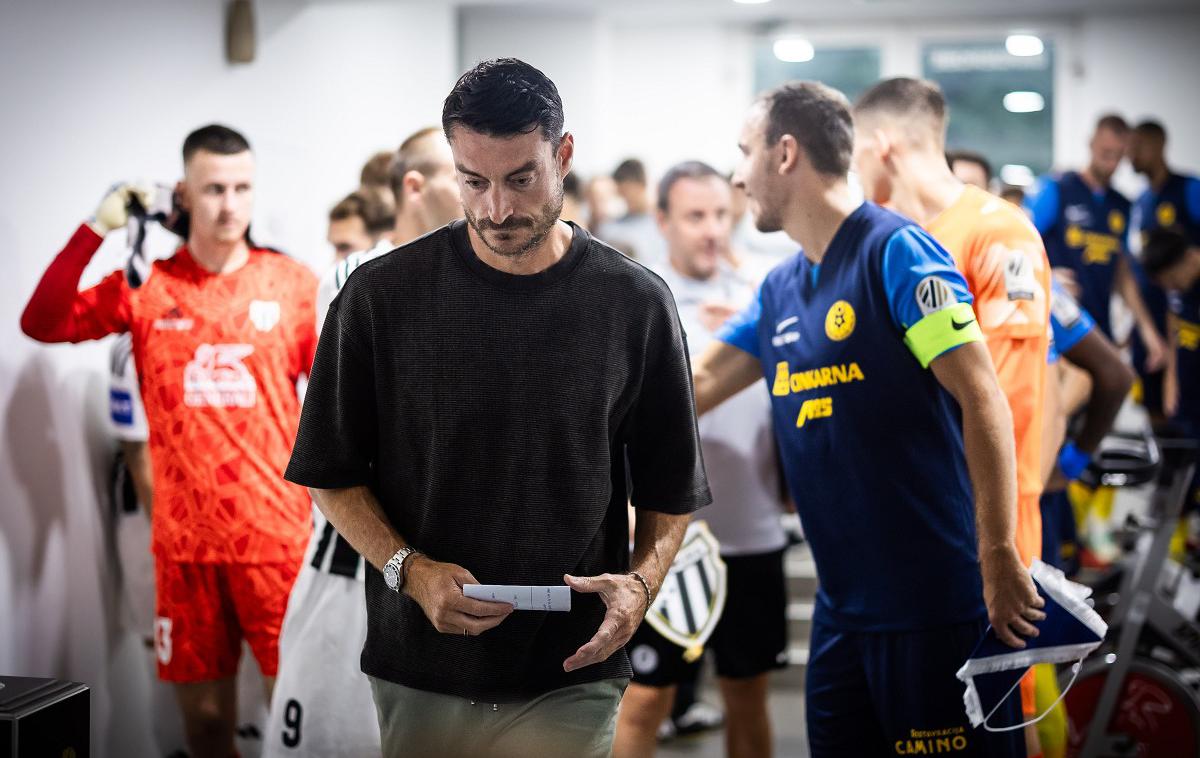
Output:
[928, 187, 1051, 512]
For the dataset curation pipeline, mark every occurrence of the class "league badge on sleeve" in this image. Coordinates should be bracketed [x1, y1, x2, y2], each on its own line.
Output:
[915, 277, 956, 316]
[1001, 246, 1039, 302]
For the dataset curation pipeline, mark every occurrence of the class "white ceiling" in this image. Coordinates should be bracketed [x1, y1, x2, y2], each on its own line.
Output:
[443, 0, 1198, 23]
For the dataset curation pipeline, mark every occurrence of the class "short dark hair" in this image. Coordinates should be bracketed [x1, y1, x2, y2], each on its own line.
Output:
[854, 77, 947, 130]
[657, 161, 724, 212]
[759, 81, 854, 176]
[182, 124, 251, 163]
[441, 58, 564, 144]
[613, 158, 646, 185]
[360, 151, 396, 189]
[1142, 227, 1190, 278]
[1134, 119, 1167, 142]
[329, 189, 394, 236]
[946, 149, 993, 184]
[389, 126, 446, 202]
[1095, 113, 1130, 136]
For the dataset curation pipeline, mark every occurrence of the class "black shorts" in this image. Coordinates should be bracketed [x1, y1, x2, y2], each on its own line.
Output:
[627, 547, 788, 686]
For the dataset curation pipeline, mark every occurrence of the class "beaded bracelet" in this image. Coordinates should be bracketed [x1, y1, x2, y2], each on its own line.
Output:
[629, 571, 653, 616]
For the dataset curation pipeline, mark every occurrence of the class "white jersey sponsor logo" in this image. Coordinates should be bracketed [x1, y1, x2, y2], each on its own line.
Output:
[184, 343, 257, 408]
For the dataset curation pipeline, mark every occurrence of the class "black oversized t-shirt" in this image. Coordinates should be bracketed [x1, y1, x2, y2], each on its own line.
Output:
[285, 219, 711, 702]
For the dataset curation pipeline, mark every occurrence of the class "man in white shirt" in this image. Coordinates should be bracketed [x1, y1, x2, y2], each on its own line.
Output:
[614, 162, 788, 758]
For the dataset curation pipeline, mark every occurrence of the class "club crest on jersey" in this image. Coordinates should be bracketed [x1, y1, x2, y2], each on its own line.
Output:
[1108, 210, 1126, 235]
[916, 276, 957, 316]
[824, 300, 855, 341]
[645, 521, 727, 661]
[249, 300, 281, 332]
[1157, 202, 1177, 228]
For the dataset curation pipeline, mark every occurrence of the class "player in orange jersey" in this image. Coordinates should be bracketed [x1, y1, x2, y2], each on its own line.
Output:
[853, 79, 1053, 756]
[21, 124, 317, 758]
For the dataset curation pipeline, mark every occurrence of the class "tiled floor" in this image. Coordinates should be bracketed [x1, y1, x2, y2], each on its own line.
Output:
[658, 690, 808, 758]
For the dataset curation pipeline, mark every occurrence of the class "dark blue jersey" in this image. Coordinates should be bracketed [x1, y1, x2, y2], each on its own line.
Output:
[718, 202, 986, 631]
[1026, 170, 1131, 338]
[1132, 172, 1200, 246]
[1129, 173, 1200, 390]
[1171, 281, 1200, 432]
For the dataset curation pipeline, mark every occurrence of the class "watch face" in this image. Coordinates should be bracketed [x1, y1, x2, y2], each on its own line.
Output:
[384, 562, 399, 590]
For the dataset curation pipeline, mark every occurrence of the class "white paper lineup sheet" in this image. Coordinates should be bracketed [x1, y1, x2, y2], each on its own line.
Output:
[462, 584, 572, 612]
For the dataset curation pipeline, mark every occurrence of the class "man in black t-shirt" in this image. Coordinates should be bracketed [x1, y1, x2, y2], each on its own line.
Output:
[285, 58, 711, 758]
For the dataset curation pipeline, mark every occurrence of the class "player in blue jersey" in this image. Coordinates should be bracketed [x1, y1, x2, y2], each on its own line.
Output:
[1025, 115, 1166, 371]
[1142, 229, 1200, 503]
[1128, 120, 1200, 425]
[691, 80, 1042, 757]
[1130, 122, 1200, 247]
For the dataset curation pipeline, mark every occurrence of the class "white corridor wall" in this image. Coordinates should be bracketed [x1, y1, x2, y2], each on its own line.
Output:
[0, 1, 455, 755]
[459, 5, 1200, 193]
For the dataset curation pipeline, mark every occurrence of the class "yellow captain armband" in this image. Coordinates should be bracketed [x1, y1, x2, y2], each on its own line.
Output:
[903, 302, 983, 369]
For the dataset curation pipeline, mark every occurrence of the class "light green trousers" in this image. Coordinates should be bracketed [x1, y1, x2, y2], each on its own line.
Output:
[369, 676, 629, 758]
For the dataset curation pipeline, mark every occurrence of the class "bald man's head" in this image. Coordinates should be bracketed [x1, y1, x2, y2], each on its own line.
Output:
[389, 127, 453, 204]
[388, 126, 461, 231]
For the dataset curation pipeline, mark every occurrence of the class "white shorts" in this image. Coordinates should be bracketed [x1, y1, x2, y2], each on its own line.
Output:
[263, 563, 379, 757]
[114, 508, 155, 640]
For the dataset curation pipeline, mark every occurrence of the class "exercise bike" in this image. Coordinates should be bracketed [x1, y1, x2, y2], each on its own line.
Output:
[1059, 432, 1200, 757]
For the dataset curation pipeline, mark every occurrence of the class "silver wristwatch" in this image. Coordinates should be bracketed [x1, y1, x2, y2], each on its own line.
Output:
[383, 546, 420, 593]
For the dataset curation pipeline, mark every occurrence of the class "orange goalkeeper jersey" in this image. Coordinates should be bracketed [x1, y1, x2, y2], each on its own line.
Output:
[22, 224, 317, 563]
[927, 186, 1051, 565]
